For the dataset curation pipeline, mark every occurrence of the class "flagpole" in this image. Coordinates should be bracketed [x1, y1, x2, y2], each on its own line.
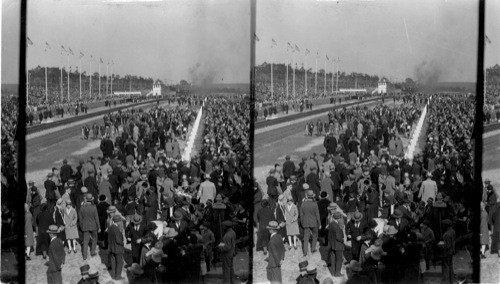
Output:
[44, 45, 48, 102]
[98, 60, 101, 98]
[60, 56, 63, 101]
[286, 57, 289, 100]
[292, 51, 296, 100]
[271, 61, 273, 101]
[79, 57, 82, 100]
[331, 61, 334, 95]
[106, 63, 109, 96]
[67, 53, 70, 101]
[315, 54, 318, 97]
[336, 58, 340, 92]
[111, 62, 113, 95]
[89, 58, 92, 99]
[324, 58, 326, 97]
[305, 53, 307, 98]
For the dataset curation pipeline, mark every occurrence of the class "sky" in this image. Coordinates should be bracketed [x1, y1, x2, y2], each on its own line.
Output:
[2, 0, 250, 85]
[1, 0, 20, 84]
[486, 0, 500, 69]
[256, 0, 481, 83]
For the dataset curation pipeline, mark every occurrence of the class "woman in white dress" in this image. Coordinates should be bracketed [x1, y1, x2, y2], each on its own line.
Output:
[284, 196, 299, 249]
[63, 200, 79, 253]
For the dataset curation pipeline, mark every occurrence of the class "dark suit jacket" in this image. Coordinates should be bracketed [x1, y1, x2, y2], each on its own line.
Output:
[306, 172, 321, 196]
[79, 203, 100, 232]
[169, 219, 189, 237]
[267, 233, 285, 269]
[48, 237, 65, 272]
[318, 198, 331, 228]
[108, 223, 125, 254]
[60, 164, 73, 183]
[327, 221, 345, 251]
[282, 160, 296, 179]
[346, 220, 368, 241]
[126, 223, 147, 249]
[300, 200, 321, 228]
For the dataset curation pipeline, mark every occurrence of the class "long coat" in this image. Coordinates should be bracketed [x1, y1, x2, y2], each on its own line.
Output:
[256, 206, 275, 251]
[47, 237, 66, 272]
[491, 204, 500, 253]
[25, 211, 35, 247]
[284, 203, 299, 236]
[63, 207, 79, 239]
[267, 233, 285, 269]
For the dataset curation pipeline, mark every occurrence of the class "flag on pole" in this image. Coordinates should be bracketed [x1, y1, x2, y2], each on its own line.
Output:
[316, 52, 319, 58]
[305, 49, 310, 55]
[271, 38, 277, 47]
[254, 33, 260, 42]
[61, 45, 66, 54]
[79, 52, 85, 59]
[100, 58, 103, 63]
[68, 48, 74, 55]
[27, 37, 33, 45]
[326, 54, 329, 60]
[485, 35, 491, 44]
[287, 42, 293, 51]
[45, 42, 51, 50]
[295, 44, 300, 52]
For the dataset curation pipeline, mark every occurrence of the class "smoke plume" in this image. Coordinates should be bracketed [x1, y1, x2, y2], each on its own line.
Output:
[414, 60, 443, 85]
[188, 61, 218, 85]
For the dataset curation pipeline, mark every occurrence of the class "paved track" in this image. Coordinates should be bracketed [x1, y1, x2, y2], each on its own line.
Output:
[255, 99, 389, 150]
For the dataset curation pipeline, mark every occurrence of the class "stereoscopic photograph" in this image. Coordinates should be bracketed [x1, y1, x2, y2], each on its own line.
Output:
[21, 0, 251, 283]
[253, 0, 478, 283]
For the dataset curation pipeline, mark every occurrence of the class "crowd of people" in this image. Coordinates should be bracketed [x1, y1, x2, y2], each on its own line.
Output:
[25, 96, 252, 283]
[255, 93, 475, 284]
[484, 83, 500, 124]
[1, 94, 20, 244]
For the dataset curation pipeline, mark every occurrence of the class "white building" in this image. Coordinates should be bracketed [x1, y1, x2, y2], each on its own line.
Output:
[377, 79, 387, 94]
[152, 80, 162, 97]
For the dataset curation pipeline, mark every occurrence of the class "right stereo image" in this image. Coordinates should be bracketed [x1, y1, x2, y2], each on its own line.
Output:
[252, 0, 488, 283]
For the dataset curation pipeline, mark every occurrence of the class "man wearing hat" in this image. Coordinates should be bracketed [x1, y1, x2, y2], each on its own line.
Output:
[295, 260, 308, 283]
[282, 155, 296, 182]
[108, 214, 125, 280]
[303, 264, 320, 283]
[77, 264, 91, 284]
[418, 172, 437, 204]
[266, 221, 285, 284]
[198, 173, 217, 206]
[79, 193, 100, 261]
[327, 211, 344, 277]
[218, 220, 236, 283]
[266, 168, 280, 207]
[438, 219, 455, 283]
[345, 260, 370, 284]
[60, 159, 73, 185]
[389, 209, 409, 242]
[300, 190, 321, 257]
[45, 172, 58, 209]
[46, 225, 65, 284]
[346, 211, 367, 261]
[126, 214, 146, 263]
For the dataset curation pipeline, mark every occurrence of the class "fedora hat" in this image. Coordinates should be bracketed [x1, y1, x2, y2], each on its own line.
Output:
[327, 202, 338, 210]
[348, 260, 363, 272]
[222, 220, 233, 228]
[128, 263, 144, 275]
[131, 214, 143, 225]
[352, 211, 363, 222]
[299, 261, 308, 272]
[266, 221, 280, 230]
[441, 219, 453, 227]
[80, 264, 90, 276]
[306, 190, 315, 198]
[112, 214, 122, 223]
[85, 193, 94, 202]
[278, 194, 285, 201]
[28, 180, 34, 185]
[302, 183, 310, 190]
[333, 211, 342, 220]
[171, 210, 183, 221]
[204, 173, 211, 179]
[81, 186, 88, 194]
[106, 206, 117, 214]
[392, 209, 403, 219]
[46, 225, 59, 234]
